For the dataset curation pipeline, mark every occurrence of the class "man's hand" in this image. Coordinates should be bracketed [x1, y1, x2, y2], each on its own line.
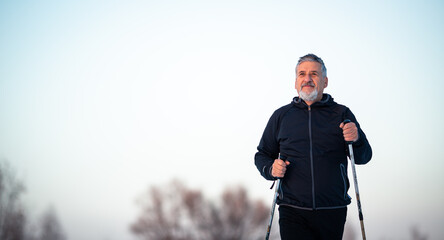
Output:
[340, 121, 359, 142]
[271, 159, 290, 178]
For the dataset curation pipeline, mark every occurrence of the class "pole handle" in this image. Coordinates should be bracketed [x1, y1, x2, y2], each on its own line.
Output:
[342, 119, 354, 144]
[275, 154, 287, 179]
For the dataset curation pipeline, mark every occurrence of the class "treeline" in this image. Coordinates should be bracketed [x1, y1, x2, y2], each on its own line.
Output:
[1, 161, 429, 240]
[0, 160, 273, 240]
[130, 180, 273, 240]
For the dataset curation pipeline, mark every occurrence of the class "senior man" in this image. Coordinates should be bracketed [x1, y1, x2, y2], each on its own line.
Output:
[255, 53, 372, 239]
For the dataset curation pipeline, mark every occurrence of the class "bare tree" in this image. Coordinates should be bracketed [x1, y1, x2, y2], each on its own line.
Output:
[0, 161, 67, 240]
[130, 180, 270, 240]
[0, 161, 27, 240]
[214, 186, 270, 240]
[36, 207, 66, 240]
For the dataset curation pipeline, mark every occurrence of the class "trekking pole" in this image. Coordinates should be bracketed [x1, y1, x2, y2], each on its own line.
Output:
[343, 119, 366, 240]
[265, 154, 286, 240]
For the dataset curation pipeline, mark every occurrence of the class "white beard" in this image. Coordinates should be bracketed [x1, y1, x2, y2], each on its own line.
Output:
[299, 88, 318, 102]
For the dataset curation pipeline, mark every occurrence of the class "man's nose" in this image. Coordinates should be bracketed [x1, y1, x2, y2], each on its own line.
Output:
[303, 75, 313, 83]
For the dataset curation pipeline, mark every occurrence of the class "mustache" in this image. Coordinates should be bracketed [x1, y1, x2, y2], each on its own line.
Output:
[302, 83, 315, 87]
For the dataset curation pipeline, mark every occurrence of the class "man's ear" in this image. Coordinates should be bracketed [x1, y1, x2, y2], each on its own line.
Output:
[324, 77, 328, 88]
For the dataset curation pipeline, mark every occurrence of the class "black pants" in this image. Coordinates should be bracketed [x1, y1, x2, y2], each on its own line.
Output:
[279, 205, 347, 240]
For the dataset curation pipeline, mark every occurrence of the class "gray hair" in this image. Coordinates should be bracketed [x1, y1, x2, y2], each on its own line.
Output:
[295, 53, 327, 78]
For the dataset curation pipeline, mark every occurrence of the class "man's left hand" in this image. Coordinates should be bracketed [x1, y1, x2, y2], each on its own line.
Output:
[339, 121, 359, 142]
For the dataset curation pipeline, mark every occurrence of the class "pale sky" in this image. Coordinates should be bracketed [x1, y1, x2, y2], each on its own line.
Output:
[1, 0, 444, 239]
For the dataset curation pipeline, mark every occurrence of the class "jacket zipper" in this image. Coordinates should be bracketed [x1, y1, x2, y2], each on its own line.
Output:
[308, 105, 316, 209]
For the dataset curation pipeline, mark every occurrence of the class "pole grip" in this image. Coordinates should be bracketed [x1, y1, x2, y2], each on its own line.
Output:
[277, 155, 287, 179]
[342, 119, 354, 144]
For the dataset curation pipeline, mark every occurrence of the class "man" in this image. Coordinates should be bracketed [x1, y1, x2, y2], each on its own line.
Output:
[255, 54, 372, 239]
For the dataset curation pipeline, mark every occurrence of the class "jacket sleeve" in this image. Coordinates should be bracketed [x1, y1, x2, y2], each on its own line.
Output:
[255, 110, 281, 180]
[344, 108, 372, 165]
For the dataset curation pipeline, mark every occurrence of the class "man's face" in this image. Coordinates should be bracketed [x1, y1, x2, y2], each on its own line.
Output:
[295, 61, 328, 103]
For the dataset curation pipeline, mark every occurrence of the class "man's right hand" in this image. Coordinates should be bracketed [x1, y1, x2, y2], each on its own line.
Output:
[271, 159, 290, 178]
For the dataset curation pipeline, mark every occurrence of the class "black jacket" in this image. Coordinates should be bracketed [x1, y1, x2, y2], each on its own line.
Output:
[255, 94, 372, 209]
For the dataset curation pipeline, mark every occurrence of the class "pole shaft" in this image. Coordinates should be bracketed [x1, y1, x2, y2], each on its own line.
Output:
[348, 144, 366, 240]
[265, 178, 280, 240]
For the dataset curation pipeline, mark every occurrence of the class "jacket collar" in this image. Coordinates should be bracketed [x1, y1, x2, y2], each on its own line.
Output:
[293, 94, 333, 107]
